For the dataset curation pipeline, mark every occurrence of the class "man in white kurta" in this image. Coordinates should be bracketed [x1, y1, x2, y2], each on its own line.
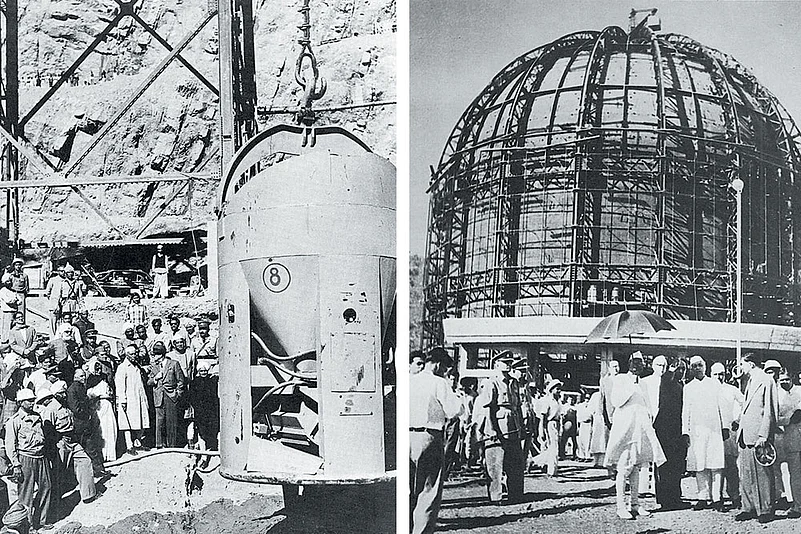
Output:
[605, 352, 666, 519]
[712, 362, 744, 509]
[682, 355, 726, 510]
[640, 355, 667, 495]
[114, 345, 151, 453]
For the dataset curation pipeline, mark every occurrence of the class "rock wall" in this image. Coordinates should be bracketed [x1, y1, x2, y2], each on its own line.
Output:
[17, 0, 396, 243]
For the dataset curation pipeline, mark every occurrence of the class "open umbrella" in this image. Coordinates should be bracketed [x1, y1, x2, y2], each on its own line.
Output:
[585, 310, 676, 342]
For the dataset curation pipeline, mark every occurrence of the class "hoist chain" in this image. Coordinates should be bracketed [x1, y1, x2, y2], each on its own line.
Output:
[294, 0, 327, 126]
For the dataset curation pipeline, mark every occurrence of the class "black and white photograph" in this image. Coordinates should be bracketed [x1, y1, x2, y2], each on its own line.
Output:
[410, 1, 801, 533]
[0, 0, 397, 532]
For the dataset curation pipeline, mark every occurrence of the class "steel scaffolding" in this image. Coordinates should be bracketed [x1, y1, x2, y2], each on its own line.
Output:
[422, 22, 801, 349]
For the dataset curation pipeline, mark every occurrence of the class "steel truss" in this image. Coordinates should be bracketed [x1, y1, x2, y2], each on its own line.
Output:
[423, 24, 801, 349]
[0, 0, 226, 248]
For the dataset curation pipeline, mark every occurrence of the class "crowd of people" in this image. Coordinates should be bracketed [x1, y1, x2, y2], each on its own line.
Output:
[0, 275, 220, 532]
[409, 346, 801, 533]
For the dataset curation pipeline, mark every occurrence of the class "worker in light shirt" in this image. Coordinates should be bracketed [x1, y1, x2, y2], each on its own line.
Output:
[409, 347, 463, 534]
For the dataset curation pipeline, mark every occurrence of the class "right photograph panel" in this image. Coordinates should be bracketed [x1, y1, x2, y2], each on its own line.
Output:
[409, 1, 801, 532]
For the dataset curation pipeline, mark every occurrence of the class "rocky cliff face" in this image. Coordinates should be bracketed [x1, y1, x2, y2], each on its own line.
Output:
[17, 0, 396, 243]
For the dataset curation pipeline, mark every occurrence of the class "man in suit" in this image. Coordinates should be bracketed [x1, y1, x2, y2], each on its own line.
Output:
[148, 342, 185, 448]
[653, 357, 687, 510]
[736, 352, 778, 524]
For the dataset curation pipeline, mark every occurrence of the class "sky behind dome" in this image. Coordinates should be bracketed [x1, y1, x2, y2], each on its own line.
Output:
[409, 0, 801, 256]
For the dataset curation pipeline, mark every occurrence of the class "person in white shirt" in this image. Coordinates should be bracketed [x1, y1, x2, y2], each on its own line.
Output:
[409, 347, 462, 534]
[770, 364, 801, 517]
[682, 355, 727, 511]
[711, 362, 744, 510]
[605, 351, 666, 520]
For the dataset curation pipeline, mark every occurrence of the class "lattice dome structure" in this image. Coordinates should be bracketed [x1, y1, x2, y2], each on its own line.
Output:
[422, 22, 801, 348]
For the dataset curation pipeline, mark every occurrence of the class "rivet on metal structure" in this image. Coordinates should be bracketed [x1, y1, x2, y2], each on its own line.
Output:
[422, 14, 801, 355]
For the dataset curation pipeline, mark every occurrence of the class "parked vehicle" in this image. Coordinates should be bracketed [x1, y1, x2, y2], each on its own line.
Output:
[88, 269, 154, 298]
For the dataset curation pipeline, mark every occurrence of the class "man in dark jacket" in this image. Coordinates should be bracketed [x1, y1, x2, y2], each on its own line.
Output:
[189, 360, 219, 453]
[653, 356, 688, 511]
[148, 342, 185, 448]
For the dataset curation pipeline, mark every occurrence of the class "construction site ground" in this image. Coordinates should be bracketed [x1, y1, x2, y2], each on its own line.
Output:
[17, 295, 395, 533]
[439, 460, 798, 534]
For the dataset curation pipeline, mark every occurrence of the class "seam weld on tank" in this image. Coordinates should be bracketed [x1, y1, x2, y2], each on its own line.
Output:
[217, 125, 396, 484]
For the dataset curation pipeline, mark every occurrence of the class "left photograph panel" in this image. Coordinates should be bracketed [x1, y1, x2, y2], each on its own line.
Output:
[0, 0, 396, 532]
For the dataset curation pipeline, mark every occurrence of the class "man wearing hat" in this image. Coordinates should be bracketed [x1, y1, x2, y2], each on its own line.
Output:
[40, 382, 97, 505]
[682, 355, 727, 511]
[2, 258, 28, 323]
[711, 362, 744, 510]
[58, 263, 85, 315]
[148, 342, 185, 448]
[476, 352, 524, 503]
[44, 265, 66, 335]
[736, 353, 779, 523]
[771, 364, 801, 517]
[0, 359, 34, 427]
[410, 347, 462, 534]
[605, 352, 666, 519]
[5, 388, 51, 530]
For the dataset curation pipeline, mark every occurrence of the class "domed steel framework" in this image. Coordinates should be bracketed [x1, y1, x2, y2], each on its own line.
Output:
[423, 22, 801, 348]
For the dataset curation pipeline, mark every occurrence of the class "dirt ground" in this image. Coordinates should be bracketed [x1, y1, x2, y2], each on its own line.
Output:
[15, 296, 395, 533]
[438, 460, 801, 534]
[42, 451, 394, 534]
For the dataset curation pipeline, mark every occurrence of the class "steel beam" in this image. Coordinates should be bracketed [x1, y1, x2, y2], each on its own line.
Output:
[61, 9, 217, 179]
[0, 173, 215, 189]
[19, 13, 125, 128]
[131, 12, 219, 96]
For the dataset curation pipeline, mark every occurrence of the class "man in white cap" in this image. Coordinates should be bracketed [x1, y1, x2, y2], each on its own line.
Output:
[605, 351, 666, 519]
[5, 388, 51, 529]
[736, 352, 778, 523]
[640, 355, 668, 495]
[682, 355, 727, 511]
[2, 258, 28, 322]
[771, 364, 801, 517]
[477, 352, 524, 503]
[409, 347, 462, 534]
[711, 362, 744, 510]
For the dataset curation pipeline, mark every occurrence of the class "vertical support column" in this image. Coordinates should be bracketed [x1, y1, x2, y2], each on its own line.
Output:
[217, 0, 258, 172]
[3, 0, 19, 251]
[218, 0, 236, 168]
